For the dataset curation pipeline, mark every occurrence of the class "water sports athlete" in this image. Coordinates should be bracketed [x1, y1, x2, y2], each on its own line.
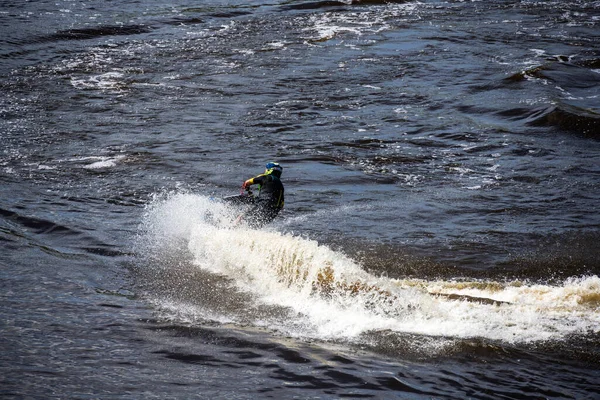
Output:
[237, 162, 285, 227]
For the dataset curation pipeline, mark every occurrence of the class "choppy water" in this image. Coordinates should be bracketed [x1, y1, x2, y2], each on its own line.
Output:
[2, 0, 600, 398]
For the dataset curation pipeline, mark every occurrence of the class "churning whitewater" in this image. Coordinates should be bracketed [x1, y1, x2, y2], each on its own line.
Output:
[140, 193, 600, 347]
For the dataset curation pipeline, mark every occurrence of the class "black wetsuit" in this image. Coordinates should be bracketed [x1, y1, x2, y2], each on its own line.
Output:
[244, 173, 284, 227]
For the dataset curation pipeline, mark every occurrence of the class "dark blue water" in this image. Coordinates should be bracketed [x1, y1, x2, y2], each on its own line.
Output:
[2, 0, 600, 398]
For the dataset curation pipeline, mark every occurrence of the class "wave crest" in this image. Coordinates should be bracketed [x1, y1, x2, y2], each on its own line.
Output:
[139, 193, 600, 346]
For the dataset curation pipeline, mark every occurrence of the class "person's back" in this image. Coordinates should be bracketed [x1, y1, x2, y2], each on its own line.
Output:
[241, 162, 284, 227]
[255, 173, 284, 207]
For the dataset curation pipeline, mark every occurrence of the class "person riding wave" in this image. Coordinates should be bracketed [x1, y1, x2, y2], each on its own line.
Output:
[238, 162, 285, 227]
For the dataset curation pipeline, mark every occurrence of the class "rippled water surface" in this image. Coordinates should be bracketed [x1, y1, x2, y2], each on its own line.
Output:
[2, 0, 600, 398]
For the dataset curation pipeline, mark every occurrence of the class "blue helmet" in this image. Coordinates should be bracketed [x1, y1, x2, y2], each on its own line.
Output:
[265, 162, 283, 178]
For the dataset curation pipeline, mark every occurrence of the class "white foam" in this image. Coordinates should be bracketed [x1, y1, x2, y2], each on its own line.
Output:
[81, 155, 125, 169]
[143, 193, 600, 345]
[70, 71, 125, 90]
[265, 42, 285, 49]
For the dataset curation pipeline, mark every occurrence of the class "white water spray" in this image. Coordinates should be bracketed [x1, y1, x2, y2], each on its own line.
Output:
[141, 193, 600, 345]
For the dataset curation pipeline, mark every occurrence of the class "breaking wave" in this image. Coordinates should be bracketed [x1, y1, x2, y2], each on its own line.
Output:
[138, 193, 600, 349]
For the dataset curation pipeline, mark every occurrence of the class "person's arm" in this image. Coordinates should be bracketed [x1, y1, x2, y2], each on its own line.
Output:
[242, 174, 266, 189]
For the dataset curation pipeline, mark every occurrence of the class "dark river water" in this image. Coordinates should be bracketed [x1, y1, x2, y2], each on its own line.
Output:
[2, 0, 600, 398]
